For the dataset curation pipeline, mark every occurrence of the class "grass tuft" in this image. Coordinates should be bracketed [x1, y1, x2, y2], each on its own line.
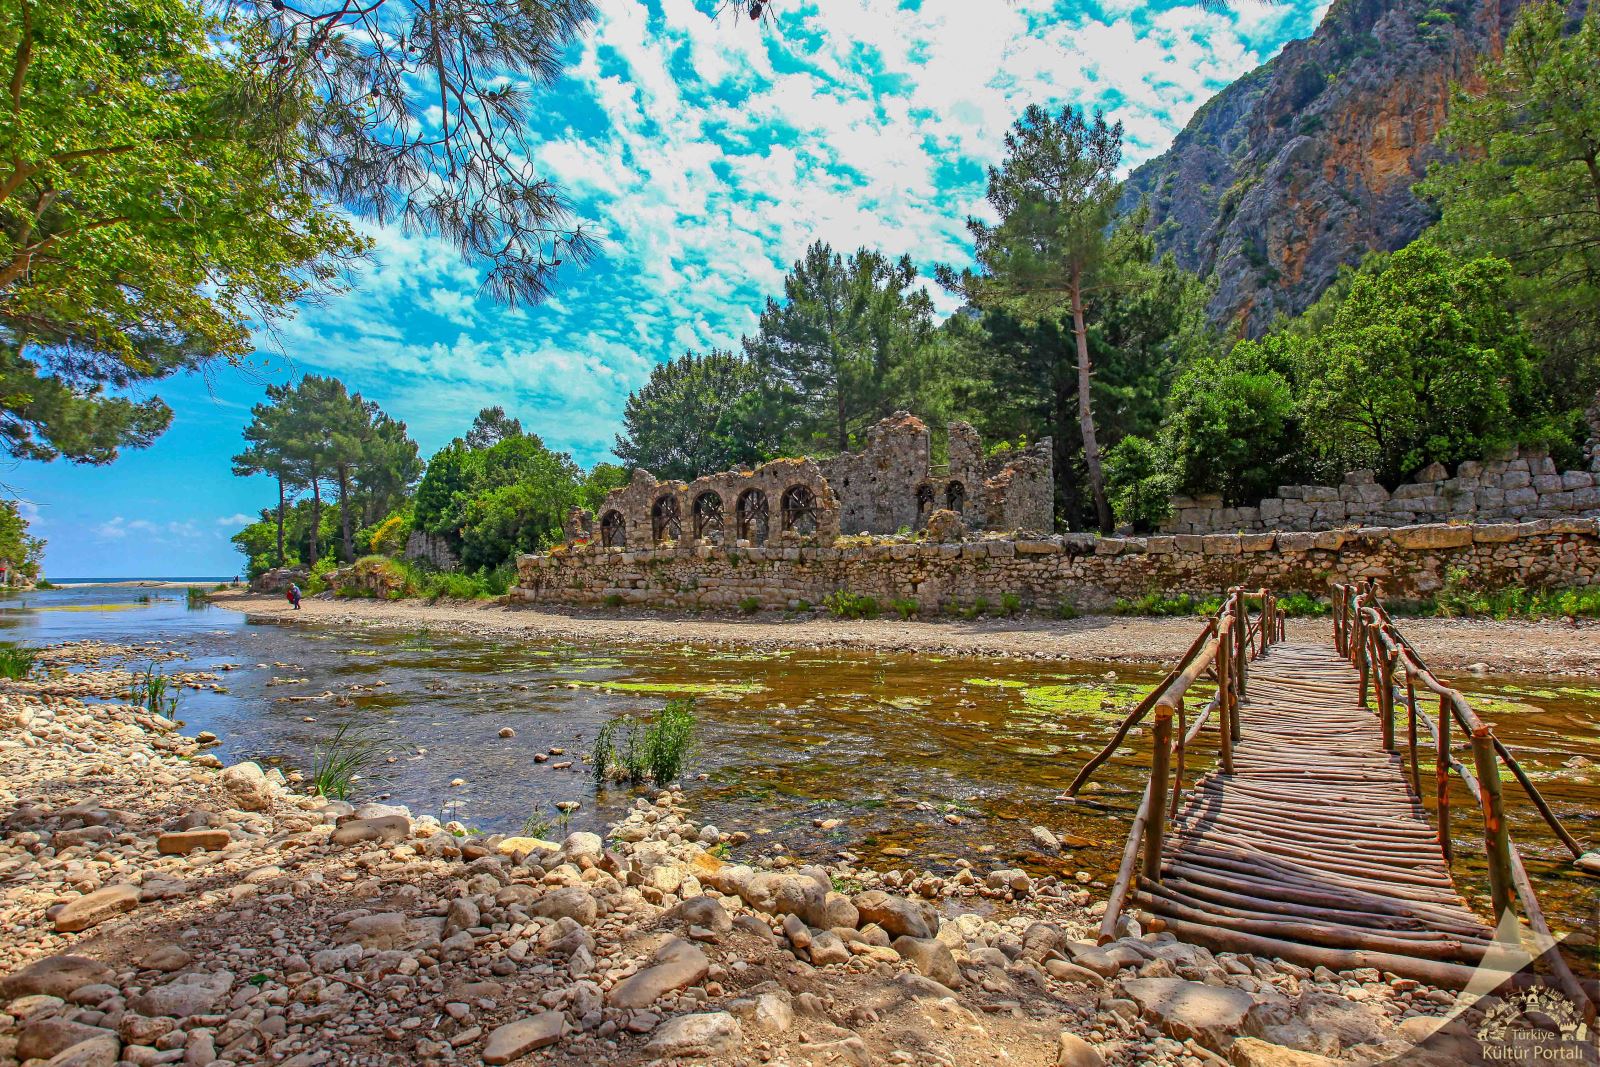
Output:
[307, 722, 389, 801]
[129, 662, 179, 717]
[823, 590, 879, 619]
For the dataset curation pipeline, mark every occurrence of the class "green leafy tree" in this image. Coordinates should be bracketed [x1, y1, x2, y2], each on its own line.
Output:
[1102, 436, 1175, 531]
[745, 242, 937, 453]
[0, 500, 44, 581]
[232, 384, 304, 567]
[1420, 0, 1600, 394]
[465, 406, 525, 450]
[581, 462, 628, 509]
[1159, 338, 1303, 504]
[614, 350, 765, 479]
[0, 0, 359, 464]
[413, 440, 483, 546]
[940, 105, 1124, 532]
[457, 433, 584, 570]
[1292, 244, 1556, 484]
[353, 413, 423, 528]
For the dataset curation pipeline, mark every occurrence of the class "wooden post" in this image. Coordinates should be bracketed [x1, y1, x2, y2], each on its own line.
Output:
[1218, 631, 1234, 775]
[1406, 675, 1420, 797]
[1170, 696, 1186, 819]
[1146, 706, 1173, 882]
[1380, 647, 1396, 752]
[1471, 725, 1515, 924]
[1437, 693, 1452, 862]
[1355, 616, 1370, 708]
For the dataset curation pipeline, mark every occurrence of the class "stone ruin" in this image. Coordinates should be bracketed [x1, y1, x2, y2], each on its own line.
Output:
[559, 413, 1054, 551]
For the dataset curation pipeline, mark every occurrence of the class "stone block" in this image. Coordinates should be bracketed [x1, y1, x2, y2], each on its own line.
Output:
[1301, 486, 1338, 502]
[1471, 524, 1521, 543]
[1095, 538, 1126, 556]
[1562, 470, 1595, 490]
[1392, 483, 1431, 501]
[1275, 532, 1317, 553]
[1237, 533, 1276, 552]
[1502, 470, 1532, 489]
[1201, 535, 1241, 556]
[1505, 487, 1539, 507]
[1144, 536, 1175, 555]
[1389, 524, 1472, 550]
[1415, 461, 1449, 481]
[1533, 474, 1564, 493]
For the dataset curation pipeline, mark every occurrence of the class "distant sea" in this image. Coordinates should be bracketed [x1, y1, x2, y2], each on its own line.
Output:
[45, 576, 236, 585]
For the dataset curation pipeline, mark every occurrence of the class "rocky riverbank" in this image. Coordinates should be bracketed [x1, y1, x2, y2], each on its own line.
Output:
[213, 590, 1600, 677]
[1, 644, 1501, 1066]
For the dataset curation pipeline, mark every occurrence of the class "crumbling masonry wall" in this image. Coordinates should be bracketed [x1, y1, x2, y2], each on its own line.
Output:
[565, 413, 1055, 552]
[1161, 446, 1600, 535]
[516, 518, 1600, 612]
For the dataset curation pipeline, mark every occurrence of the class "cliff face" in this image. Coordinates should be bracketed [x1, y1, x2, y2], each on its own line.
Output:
[1122, 0, 1528, 335]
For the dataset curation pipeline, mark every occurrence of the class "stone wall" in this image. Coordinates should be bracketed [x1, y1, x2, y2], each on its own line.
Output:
[1161, 448, 1600, 535]
[818, 413, 931, 535]
[515, 518, 1600, 613]
[403, 530, 459, 571]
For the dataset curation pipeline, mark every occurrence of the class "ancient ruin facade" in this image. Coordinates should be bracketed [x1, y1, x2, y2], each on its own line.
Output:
[568, 457, 842, 552]
[558, 413, 1054, 552]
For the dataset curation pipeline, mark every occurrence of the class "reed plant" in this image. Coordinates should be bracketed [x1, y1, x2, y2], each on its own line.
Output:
[0, 645, 35, 680]
[130, 662, 179, 717]
[591, 699, 697, 787]
[307, 723, 388, 800]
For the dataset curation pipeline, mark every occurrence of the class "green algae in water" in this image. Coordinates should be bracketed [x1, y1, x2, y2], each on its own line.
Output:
[1020, 683, 1142, 715]
[963, 678, 1027, 689]
[566, 679, 767, 698]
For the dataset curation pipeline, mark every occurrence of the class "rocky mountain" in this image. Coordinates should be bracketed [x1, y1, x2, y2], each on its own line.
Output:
[1122, 0, 1533, 335]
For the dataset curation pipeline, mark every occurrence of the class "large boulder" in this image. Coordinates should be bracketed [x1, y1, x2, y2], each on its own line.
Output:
[852, 890, 935, 939]
[482, 1012, 564, 1064]
[891, 936, 960, 988]
[250, 567, 307, 594]
[127, 971, 233, 1019]
[0, 956, 114, 1000]
[1121, 976, 1259, 1052]
[644, 1012, 741, 1056]
[218, 762, 276, 812]
[53, 885, 139, 933]
[606, 940, 708, 1009]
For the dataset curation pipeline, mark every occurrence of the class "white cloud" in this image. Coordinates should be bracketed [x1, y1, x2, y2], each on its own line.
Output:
[96, 517, 127, 540]
[262, 0, 1330, 468]
[217, 514, 254, 527]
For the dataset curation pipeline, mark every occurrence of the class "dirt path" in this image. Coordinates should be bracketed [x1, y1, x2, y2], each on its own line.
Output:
[213, 591, 1600, 676]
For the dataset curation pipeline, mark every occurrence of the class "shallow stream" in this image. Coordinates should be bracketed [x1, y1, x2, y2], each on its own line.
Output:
[3, 583, 1596, 951]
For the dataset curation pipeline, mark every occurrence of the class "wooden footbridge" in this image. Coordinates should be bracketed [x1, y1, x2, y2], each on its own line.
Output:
[1072, 585, 1595, 1016]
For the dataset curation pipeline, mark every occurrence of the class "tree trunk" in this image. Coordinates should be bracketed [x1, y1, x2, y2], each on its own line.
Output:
[308, 477, 322, 564]
[1071, 266, 1114, 534]
[338, 463, 353, 563]
[275, 475, 286, 567]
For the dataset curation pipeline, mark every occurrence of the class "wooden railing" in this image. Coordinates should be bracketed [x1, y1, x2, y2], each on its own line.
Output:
[1333, 581, 1594, 1017]
[1070, 587, 1283, 943]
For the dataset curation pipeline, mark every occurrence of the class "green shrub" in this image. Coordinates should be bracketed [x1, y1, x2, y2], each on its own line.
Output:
[999, 593, 1023, 616]
[1054, 600, 1079, 620]
[592, 699, 698, 787]
[307, 723, 389, 800]
[0, 645, 35, 680]
[823, 590, 879, 619]
[1276, 592, 1330, 617]
[890, 597, 918, 620]
[603, 593, 625, 608]
[1104, 436, 1175, 531]
[738, 596, 761, 615]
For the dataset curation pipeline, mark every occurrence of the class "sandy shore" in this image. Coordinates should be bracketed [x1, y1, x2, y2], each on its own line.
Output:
[212, 590, 1600, 676]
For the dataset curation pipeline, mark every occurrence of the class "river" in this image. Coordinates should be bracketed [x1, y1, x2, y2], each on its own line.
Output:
[3, 580, 1596, 950]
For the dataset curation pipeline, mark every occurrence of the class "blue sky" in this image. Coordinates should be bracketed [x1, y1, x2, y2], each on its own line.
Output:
[8, 0, 1329, 578]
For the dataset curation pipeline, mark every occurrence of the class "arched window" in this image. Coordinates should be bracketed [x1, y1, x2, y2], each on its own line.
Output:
[781, 485, 819, 534]
[915, 483, 935, 524]
[651, 495, 681, 544]
[692, 491, 724, 542]
[736, 489, 769, 544]
[945, 480, 966, 513]
[600, 510, 626, 548]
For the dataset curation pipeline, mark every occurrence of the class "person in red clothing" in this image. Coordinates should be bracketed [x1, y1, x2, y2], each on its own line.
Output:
[285, 582, 302, 610]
